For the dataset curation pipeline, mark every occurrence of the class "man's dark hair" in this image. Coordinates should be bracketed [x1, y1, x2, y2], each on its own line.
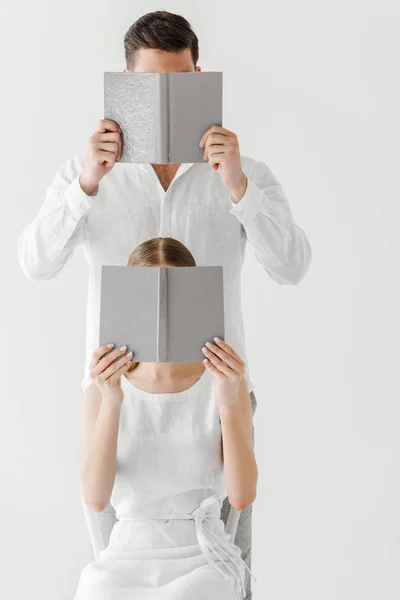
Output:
[124, 10, 199, 70]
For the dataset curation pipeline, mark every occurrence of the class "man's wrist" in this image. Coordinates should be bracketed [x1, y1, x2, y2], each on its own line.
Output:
[230, 173, 248, 204]
[79, 173, 99, 196]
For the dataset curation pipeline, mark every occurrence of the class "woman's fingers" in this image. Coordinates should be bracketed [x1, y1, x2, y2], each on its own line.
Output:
[213, 338, 245, 366]
[89, 343, 115, 369]
[89, 344, 131, 379]
[202, 345, 232, 376]
[203, 358, 217, 373]
[102, 351, 133, 381]
[202, 340, 244, 374]
[105, 353, 134, 384]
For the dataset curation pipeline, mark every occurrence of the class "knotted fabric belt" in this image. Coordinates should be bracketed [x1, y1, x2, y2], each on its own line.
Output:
[118, 492, 258, 599]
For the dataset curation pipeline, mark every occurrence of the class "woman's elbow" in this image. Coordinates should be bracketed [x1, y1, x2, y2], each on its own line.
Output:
[229, 490, 257, 511]
[81, 479, 109, 512]
[82, 496, 107, 512]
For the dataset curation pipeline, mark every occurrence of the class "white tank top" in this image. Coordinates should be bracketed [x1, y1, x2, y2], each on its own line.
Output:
[106, 367, 257, 598]
[111, 366, 227, 518]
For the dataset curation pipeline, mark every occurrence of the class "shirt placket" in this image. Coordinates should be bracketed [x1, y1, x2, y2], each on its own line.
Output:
[157, 181, 171, 238]
[144, 163, 194, 238]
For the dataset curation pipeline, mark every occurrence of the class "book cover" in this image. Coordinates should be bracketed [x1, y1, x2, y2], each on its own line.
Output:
[98, 265, 225, 362]
[103, 71, 223, 163]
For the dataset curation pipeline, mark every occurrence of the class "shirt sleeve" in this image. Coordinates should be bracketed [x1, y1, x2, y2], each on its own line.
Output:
[17, 155, 98, 280]
[228, 159, 312, 284]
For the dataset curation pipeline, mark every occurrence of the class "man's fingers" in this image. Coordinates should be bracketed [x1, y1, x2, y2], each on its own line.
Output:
[200, 125, 235, 147]
[96, 150, 118, 166]
[94, 142, 119, 156]
[98, 119, 121, 133]
[203, 133, 230, 151]
[92, 131, 121, 160]
[93, 131, 121, 143]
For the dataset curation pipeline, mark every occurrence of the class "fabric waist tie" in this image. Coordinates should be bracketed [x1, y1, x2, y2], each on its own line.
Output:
[118, 492, 258, 599]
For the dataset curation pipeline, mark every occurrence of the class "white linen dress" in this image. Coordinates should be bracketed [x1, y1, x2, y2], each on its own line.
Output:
[73, 367, 257, 600]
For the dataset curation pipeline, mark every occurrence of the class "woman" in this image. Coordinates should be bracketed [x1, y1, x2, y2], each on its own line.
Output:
[74, 237, 258, 600]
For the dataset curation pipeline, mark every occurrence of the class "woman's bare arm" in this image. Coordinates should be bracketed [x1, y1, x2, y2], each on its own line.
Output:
[80, 382, 123, 512]
[219, 377, 258, 511]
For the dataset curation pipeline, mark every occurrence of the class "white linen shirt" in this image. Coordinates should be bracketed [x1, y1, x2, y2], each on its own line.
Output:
[17, 154, 312, 394]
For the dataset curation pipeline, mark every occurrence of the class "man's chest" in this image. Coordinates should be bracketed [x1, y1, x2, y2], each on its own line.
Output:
[151, 164, 179, 192]
[84, 165, 244, 269]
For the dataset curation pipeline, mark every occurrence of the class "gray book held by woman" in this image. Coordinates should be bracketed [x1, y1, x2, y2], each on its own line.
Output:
[99, 265, 225, 362]
[103, 71, 223, 163]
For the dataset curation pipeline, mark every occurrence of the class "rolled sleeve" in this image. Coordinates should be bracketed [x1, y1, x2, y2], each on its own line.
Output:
[228, 178, 265, 226]
[63, 175, 97, 221]
[226, 158, 312, 284]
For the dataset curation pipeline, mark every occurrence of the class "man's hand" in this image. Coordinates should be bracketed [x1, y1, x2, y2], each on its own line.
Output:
[199, 125, 248, 203]
[79, 119, 122, 195]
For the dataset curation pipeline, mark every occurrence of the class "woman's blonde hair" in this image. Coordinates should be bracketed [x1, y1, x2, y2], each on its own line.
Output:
[125, 237, 196, 373]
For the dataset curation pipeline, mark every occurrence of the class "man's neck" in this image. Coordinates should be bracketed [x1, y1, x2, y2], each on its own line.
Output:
[151, 163, 181, 172]
[151, 163, 181, 192]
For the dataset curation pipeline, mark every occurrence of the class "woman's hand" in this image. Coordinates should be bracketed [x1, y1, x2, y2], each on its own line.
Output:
[89, 343, 134, 402]
[201, 337, 245, 408]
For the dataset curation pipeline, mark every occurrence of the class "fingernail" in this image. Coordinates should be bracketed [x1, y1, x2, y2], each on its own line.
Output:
[202, 346, 207, 352]
[214, 337, 222, 342]
[126, 351, 133, 358]
[107, 343, 115, 348]
[119, 345, 127, 351]
[205, 341, 212, 348]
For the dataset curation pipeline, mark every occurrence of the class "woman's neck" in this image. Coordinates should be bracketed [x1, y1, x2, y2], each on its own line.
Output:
[130, 361, 205, 380]
[125, 361, 206, 394]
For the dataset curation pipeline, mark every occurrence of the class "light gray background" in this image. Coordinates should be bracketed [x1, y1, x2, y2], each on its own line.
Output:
[2, 1, 400, 599]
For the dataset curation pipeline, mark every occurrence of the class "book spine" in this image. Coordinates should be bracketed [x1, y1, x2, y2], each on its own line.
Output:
[156, 73, 169, 163]
[156, 267, 168, 361]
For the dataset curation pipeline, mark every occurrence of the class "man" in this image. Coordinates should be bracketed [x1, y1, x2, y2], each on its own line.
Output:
[17, 10, 311, 599]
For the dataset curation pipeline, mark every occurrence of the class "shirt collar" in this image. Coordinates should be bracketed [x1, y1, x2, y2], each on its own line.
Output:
[137, 162, 195, 177]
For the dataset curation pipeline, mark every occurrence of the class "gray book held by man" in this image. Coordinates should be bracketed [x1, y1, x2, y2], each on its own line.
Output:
[103, 71, 223, 163]
[99, 266, 225, 362]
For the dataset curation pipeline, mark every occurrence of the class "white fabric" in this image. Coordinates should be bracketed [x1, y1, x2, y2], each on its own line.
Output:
[16, 155, 312, 395]
[73, 368, 257, 600]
